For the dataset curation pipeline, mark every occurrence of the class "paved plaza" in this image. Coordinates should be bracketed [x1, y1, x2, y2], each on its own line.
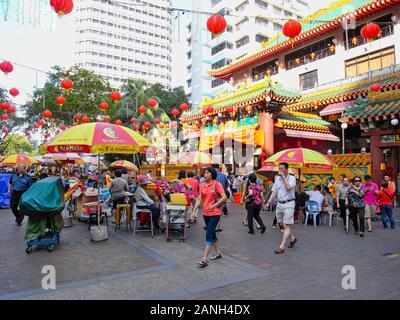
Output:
[0, 203, 399, 300]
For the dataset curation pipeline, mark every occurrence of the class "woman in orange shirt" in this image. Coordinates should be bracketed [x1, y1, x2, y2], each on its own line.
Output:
[192, 167, 227, 268]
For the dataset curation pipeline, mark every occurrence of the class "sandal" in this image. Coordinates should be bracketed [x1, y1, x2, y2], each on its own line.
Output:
[197, 259, 208, 267]
[193, 218, 197, 223]
[210, 254, 222, 261]
[187, 219, 193, 224]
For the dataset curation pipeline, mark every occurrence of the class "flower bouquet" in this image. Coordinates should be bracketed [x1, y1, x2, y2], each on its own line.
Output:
[156, 179, 195, 205]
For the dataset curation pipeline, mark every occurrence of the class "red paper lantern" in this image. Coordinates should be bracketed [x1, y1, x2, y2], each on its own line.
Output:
[61, 79, 74, 90]
[56, 95, 65, 106]
[100, 101, 109, 111]
[45, 133, 51, 138]
[134, 125, 140, 131]
[1, 102, 10, 111]
[148, 98, 157, 107]
[245, 105, 253, 113]
[227, 106, 234, 113]
[194, 120, 200, 127]
[34, 124, 40, 129]
[9, 88, 19, 97]
[203, 108, 208, 115]
[81, 116, 90, 123]
[370, 83, 381, 92]
[154, 118, 160, 124]
[72, 122, 78, 127]
[130, 117, 137, 124]
[25, 130, 30, 136]
[207, 15, 227, 35]
[111, 91, 121, 102]
[50, 0, 74, 16]
[37, 119, 45, 126]
[0, 61, 13, 74]
[283, 19, 302, 39]
[2, 128, 9, 134]
[138, 105, 147, 113]
[2, 113, 9, 121]
[171, 108, 180, 117]
[159, 123, 165, 129]
[180, 103, 188, 112]
[103, 116, 111, 123]
[43, 110, 52, 119]
[74, 114, 81, 121]
[60, 125, 66, 131]
[8, 105, 16, 113]
[144, 121, 151, 129]
[115, 119, 123, 125]
[361, 22, 380, 41]
[142, 124, 147, 131]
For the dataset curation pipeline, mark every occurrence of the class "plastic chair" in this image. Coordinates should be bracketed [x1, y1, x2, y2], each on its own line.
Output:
[305, 201, 320, 227]
[322, 208, 340, 226]
[132, 204, 154, 238]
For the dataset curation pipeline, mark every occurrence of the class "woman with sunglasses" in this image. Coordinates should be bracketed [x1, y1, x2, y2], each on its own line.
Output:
[347, 176, 366, 237]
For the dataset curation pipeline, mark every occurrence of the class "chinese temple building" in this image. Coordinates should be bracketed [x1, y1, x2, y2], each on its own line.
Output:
[180, 0, 400, 180]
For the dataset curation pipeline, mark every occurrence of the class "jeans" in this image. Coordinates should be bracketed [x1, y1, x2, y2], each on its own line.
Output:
[203, 215, 220, 246]
[10, 190, 24, 224]
[247, 205, 265, 233]
[380, 205, 395, 229]
[349, 206, 365, 233]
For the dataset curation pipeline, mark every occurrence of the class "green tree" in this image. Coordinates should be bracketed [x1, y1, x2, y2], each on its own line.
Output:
[21, 66, 118, 134]
[0, 134, 33, 156]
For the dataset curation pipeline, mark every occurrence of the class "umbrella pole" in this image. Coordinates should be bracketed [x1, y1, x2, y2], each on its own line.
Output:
[97, 155, 101, 227]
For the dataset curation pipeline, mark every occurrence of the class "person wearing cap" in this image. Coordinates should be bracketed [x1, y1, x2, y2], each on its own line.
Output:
[134, 175, 160, 229]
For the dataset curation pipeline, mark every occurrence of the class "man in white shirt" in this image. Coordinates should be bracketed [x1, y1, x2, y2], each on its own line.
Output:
[265, 162, 297, 254]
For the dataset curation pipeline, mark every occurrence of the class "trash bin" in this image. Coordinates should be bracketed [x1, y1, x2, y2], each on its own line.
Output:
[234, 192, 241, 204]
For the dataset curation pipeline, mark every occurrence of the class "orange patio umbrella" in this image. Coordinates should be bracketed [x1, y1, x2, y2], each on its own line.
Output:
[1, 154, 39, 166]
[110, 160, 139, 171]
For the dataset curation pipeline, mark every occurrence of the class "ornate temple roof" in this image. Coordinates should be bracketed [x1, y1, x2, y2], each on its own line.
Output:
[208, 0, 398, 79]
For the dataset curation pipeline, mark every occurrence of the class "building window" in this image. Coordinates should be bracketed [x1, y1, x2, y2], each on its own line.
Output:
[236, 36, 249, 49]
[211, 0, 222, 6]
[212, 58, 232, 69]
[187, 79, 192, 87]
[255, 34, 269, 43]
[255, 0, 268, 9]
[252, 59, 279, 78]
[236, 1, 249, 12]
[344, 14, 394, 50]
[187, 51, 191, 59]
[273, 6, 282, 16]
[345, 46, 395, 77]
[255, 17, 269, 28]
[236, 18, 249, 31]
[299, 70, 318, 90]
[211, 41, 233, 55]
[285, 37, 335, 70]
[284, 11, 292, 18]
[212, 78, 226, 88]
[273, 23, 282, 33]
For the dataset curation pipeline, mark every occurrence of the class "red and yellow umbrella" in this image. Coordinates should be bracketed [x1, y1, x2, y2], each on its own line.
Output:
[1, 154, 39, 166]
[265, 148, 333, 169]
[176, 151, 220, 165]
[41, 122, 151, 154]
[110, 160, 139, 171]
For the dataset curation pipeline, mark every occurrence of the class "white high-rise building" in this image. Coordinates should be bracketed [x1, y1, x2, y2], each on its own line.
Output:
[73, 0, 172, 89]
[184, 0, 309, 108]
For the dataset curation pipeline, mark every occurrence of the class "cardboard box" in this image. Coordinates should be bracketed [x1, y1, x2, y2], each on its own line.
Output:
[75, 189, 100, 218]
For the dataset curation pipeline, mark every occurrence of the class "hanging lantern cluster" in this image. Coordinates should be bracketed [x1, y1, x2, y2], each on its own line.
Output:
[81, 116, 90, 123]
[360, 22, 381, 42]
[130, 117, 137, 124]
[100, 101, 109, 111]
[50, 0, 74, 16]
[138, 105, 147, 113]
[171, 108, 180, 117]
[42, 110, 52, 119]
[180, 103, 188, 112]
[56, 95, 66, 106]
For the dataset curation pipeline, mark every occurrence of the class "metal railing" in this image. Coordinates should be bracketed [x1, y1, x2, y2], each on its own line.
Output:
[346, 25, 394, 50]
[286, 47, 336, 70]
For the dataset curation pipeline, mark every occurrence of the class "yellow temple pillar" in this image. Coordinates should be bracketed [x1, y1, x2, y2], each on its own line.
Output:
[260, 112, 274, 156]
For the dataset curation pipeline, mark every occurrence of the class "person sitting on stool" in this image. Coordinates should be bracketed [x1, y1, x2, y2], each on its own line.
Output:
[134, 175, 161, 229]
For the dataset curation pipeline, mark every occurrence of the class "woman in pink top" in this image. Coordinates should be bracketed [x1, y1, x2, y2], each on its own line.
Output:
[362, 175, 378, 232]
[192, 167, 227, 268]
[187, 171, 200, 223]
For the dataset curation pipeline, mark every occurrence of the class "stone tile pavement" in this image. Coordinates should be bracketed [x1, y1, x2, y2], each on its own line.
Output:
[0, 204, 399, 300]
